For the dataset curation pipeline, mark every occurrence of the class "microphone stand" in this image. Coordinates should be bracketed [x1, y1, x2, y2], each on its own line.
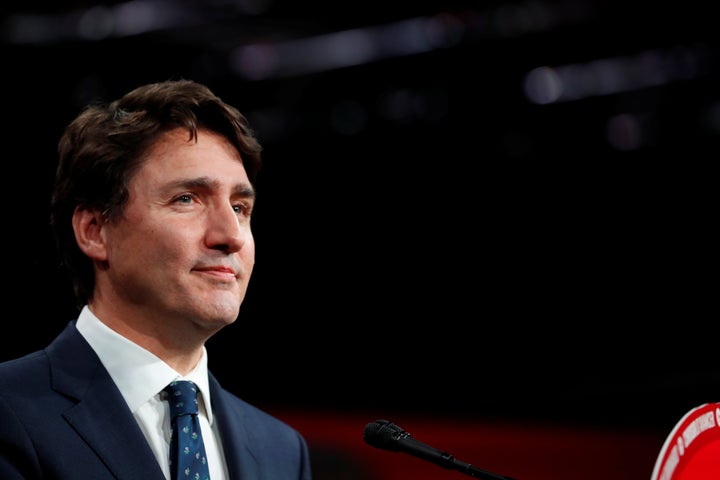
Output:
[394, 432, 516, 480]
[364, 419, 517, 480]
[439, 454, 516, 480]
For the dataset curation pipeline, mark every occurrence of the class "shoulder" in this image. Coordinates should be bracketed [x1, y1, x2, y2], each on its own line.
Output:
[0, 350, 50, 389]
[206, 374, 312, 478]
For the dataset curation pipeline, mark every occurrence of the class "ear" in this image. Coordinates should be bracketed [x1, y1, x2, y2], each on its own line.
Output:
[72, 206, 109, 261]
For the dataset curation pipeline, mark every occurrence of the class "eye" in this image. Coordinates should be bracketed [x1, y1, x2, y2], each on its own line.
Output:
[233, 202, 252, 216]
[174, 193, 195, 204]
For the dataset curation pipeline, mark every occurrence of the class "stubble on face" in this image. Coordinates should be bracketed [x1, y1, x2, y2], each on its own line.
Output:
[97, 128, 256, 343]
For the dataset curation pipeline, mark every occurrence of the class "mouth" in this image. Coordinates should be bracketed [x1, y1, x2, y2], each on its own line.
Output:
[194, 266, 238, 281]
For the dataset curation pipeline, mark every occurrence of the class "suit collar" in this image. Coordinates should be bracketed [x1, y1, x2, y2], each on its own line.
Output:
[75, 306, 215, 425]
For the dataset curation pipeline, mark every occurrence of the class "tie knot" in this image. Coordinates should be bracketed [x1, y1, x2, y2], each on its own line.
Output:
[164, 380, 200, 417]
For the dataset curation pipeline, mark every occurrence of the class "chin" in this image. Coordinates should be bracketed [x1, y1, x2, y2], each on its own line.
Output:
[205, 303, 241, 325]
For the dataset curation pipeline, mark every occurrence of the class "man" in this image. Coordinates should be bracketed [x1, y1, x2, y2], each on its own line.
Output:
[0, 79, 313, 479]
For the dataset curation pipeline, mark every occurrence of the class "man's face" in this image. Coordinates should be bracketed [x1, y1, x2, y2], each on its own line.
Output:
[100, 127, 256, 334]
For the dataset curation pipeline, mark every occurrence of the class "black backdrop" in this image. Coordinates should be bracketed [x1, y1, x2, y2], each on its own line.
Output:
[2, 0, 718, 434]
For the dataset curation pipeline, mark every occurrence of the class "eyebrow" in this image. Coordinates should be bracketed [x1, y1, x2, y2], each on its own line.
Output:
[167, 176, 256, 199]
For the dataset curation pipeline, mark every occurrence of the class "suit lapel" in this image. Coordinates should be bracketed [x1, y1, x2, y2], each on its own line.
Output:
[47, 322, 166, 480]
[210, 375, 261, 479]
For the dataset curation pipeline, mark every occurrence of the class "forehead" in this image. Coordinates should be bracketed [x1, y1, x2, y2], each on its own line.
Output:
[137, 128, 249, 183]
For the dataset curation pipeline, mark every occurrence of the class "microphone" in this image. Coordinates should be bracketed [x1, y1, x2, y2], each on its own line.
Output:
[363, 419, 518, 480]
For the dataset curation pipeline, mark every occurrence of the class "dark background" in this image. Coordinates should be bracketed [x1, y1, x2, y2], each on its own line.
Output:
[2, 0, 717, 438]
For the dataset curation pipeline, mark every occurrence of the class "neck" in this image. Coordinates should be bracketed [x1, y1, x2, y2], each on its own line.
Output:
[86, 300, 207, 375]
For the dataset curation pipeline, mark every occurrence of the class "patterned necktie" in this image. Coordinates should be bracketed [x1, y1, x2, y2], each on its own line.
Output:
[164, 380, 211, 480]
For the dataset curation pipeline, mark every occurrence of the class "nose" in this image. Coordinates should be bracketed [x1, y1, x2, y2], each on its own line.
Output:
[205, 203, 248, 253]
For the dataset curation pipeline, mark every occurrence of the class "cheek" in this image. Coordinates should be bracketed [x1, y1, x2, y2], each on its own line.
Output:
[112, 221, 187, 265]
[243, 235, 256, 262]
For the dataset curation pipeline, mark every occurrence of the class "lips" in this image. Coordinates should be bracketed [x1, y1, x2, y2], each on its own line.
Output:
[194, 265, 238, 279]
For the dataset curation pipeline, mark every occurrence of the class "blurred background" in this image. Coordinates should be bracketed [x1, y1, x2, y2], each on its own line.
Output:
[2, 1, 717, 478]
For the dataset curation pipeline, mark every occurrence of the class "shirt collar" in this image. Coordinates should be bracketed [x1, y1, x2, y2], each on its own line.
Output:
[75, 305, 214, 425]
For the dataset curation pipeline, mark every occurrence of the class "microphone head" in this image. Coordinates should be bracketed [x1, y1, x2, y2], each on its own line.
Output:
[363, 419, 405, 451]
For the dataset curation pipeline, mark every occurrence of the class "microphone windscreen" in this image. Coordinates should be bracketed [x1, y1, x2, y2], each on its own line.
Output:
[363, 419, 402, 451]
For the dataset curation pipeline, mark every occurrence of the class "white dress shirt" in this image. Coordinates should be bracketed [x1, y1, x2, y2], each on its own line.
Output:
[76, 306, 228, 480]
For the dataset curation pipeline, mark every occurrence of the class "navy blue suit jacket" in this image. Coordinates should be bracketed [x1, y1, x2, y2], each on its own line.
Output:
[0, 321, 312, 479]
